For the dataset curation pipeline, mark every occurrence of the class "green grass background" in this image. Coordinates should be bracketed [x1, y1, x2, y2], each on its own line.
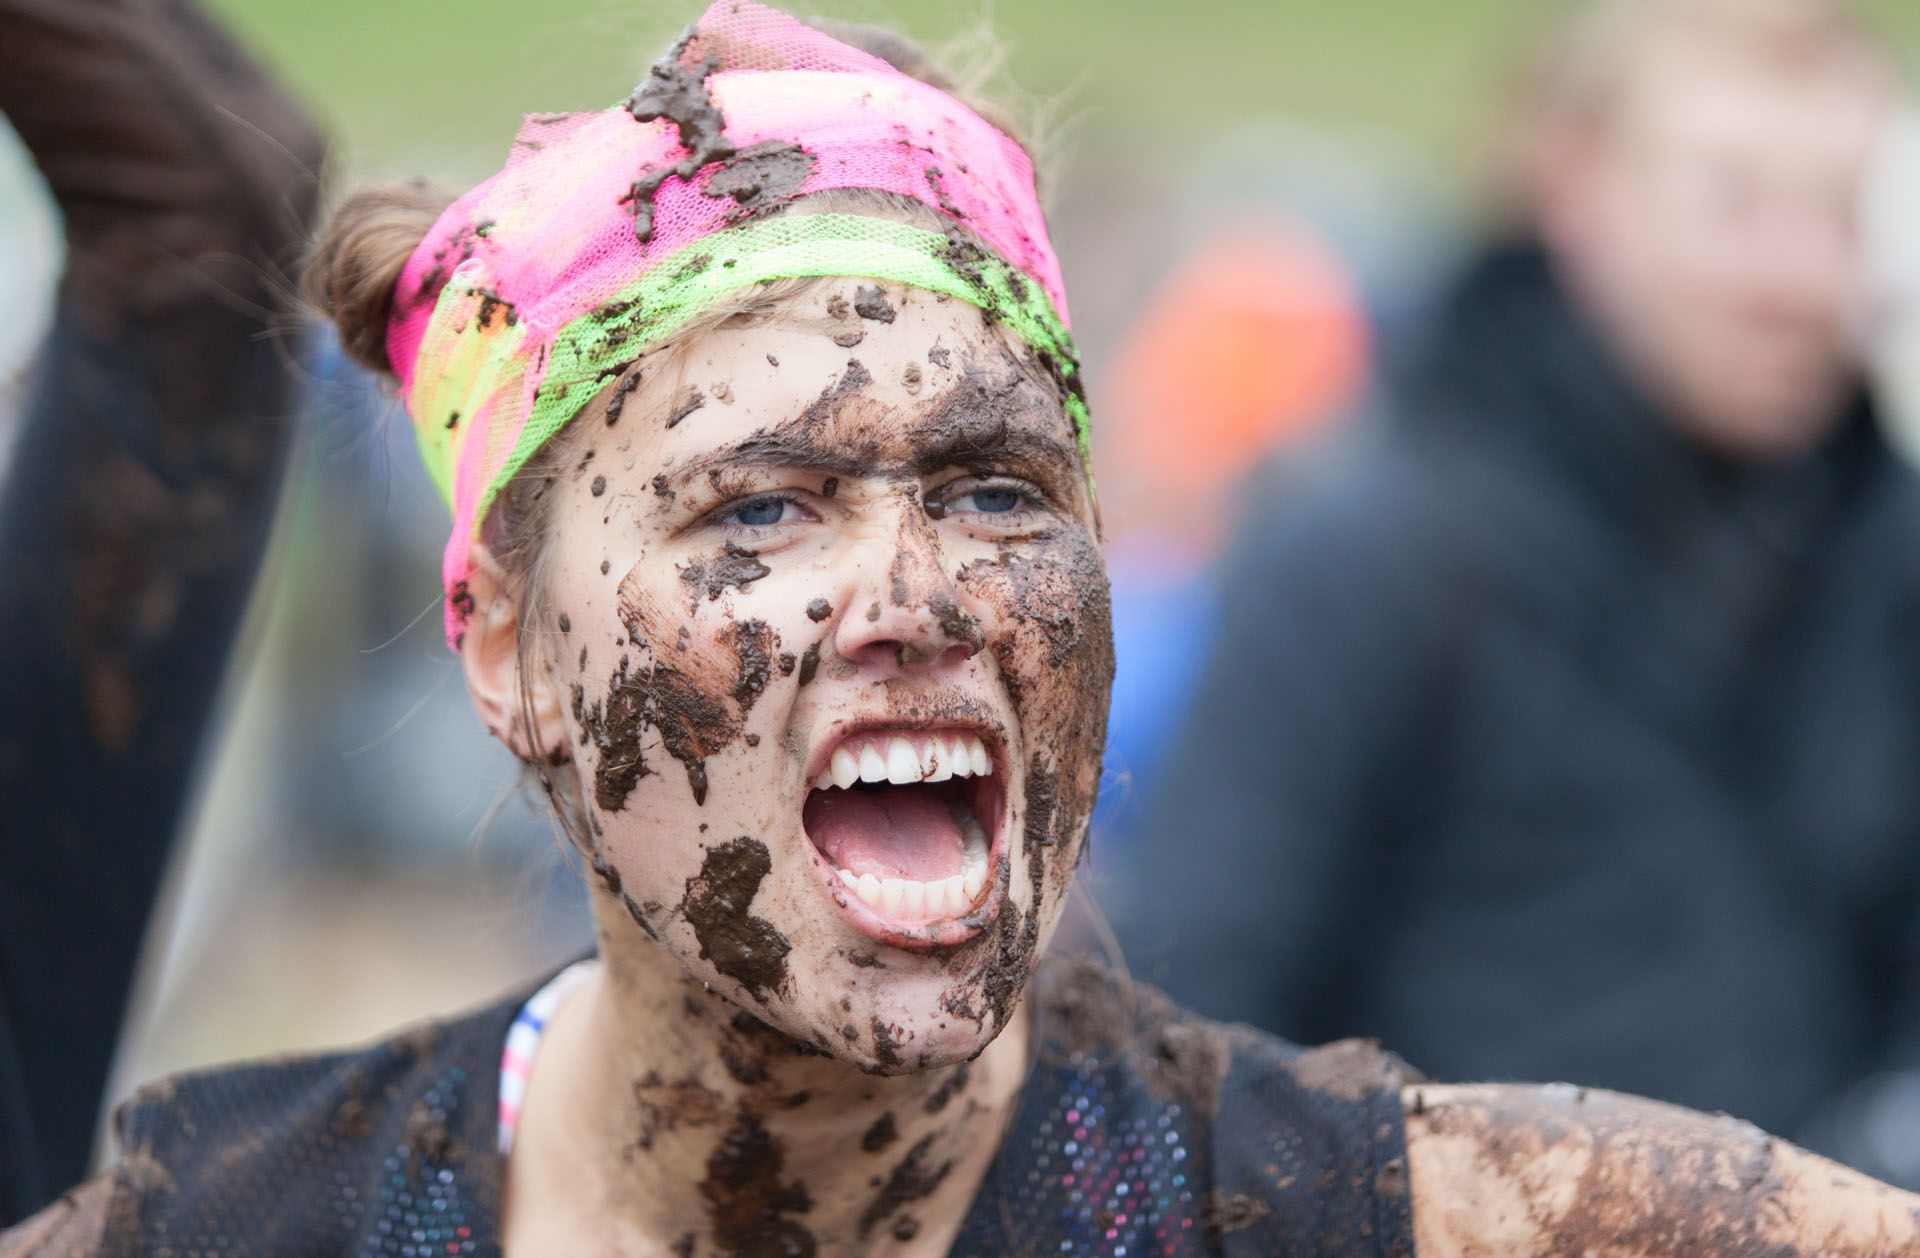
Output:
[203, 0, 1920, 187]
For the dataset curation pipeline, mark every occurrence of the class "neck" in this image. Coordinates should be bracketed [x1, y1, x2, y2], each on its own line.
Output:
[503, 917, 1029, 1256]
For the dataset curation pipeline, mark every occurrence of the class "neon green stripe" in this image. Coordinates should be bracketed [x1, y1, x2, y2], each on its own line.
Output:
[470, 213, 1088, 535]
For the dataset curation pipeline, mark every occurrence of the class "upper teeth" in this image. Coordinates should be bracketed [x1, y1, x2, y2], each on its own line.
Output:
[816, 732, 992, 791]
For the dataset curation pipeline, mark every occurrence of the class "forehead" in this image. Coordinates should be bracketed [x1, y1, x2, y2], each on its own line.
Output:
[616, 280, 1082, 484]
[1620, 43, 1893, 163]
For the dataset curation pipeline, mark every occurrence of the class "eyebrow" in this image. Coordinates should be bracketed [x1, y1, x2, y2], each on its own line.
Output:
[661, 403, 1085, 497]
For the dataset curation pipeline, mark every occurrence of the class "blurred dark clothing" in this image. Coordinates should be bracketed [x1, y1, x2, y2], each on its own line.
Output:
[0, 0, 321, 1222]
[1122, 240, 1920, 1153]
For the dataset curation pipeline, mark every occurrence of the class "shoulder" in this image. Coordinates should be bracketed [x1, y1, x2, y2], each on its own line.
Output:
[1405, 1083, 1920, 1258]
[0, 1177, 114, 1258]
[81, 978, 534, 1257]
[1024, 958, 1420, 1257]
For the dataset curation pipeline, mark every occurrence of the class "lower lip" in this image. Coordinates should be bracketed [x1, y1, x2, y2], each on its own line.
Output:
[803, 774, 1008, 952]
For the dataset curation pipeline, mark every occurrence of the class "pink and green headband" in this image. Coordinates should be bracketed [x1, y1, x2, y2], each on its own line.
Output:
[384, 1, 1085, 645]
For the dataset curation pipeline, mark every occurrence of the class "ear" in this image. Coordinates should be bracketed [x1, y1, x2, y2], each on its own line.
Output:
[459, 544, 571, 764]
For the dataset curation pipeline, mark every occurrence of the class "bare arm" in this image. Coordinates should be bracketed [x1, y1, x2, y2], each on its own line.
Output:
[0, 1178, 110, 1258]
[1404, 1083, 1920, 1257]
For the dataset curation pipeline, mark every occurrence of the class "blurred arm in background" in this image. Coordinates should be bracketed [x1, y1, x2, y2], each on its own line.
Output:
[0, 0, 322, 1221]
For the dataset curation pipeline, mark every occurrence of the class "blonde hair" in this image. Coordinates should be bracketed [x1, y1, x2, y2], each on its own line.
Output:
[1528, 0, 1901, 129]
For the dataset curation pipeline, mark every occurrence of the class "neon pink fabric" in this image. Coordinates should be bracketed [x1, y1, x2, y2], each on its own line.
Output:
[382, 1, 1072, 647]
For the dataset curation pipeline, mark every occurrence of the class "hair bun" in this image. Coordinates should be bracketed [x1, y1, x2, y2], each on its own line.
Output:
[302, 179, 453, 378]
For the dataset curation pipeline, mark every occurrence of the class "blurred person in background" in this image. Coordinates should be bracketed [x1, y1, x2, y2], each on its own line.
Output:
[1094, 218, 1369, 851]
[1122, 0, 1920, 1186]
[0, 0, 320, 1223]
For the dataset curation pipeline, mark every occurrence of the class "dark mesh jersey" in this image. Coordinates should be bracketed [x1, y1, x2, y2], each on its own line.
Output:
[49, 960, 1417, 1256]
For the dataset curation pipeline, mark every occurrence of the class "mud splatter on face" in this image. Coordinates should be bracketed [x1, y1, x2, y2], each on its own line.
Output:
[681, 837, 792, 1001]
[795, 642, 821, 687]
[857, 1133, 953, 1239]
[805, 597, 832, 623]
[571, 659, 653, 811]
[853, 285, 896, 323]
[605, 368, 643, 425]
[666, 386, 708, 429]
[700, 1107, 817, 1258]
[730, 619, 775, 714]
[680, 542, 770, 605]
[870, 1018, 903, 1070]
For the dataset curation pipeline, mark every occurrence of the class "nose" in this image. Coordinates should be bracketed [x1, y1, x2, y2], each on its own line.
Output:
[834, 506, 985, 672]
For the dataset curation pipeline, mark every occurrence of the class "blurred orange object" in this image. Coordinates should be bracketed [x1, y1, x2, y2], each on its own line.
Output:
[1101, 218, 1368, 547]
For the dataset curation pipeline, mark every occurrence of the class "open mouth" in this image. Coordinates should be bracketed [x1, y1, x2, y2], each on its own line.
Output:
[802, 727, 1005, 944]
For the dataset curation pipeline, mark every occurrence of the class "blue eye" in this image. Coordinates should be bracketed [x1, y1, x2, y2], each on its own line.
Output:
[724, 496, 795, 527]
[960, 487, 1024, 514]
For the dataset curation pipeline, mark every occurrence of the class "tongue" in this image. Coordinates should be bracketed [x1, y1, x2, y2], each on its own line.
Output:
[804, 787, 966, 882]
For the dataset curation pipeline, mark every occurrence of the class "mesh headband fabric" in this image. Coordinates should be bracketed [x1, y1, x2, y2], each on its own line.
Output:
[382, 1, 1083, 645]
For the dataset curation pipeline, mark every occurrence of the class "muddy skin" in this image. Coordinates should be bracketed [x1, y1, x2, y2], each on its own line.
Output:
[717, 1010, 805, 1088]
[927, 344, 951, 369]
[678, 357, 1083, 517]
[853, 285, 897, 323]
[702, 139, 816, 209]
[730, 620, 775, 714]
[857, 1133, 953, 1240]
[622, 893, 663, 941]
[699, 1107, 817, 1258]
[666, 386, 708, 429]
[891, 1218, 920, 1241]
[1406, 1083, 1920, 1258]
[680, 542, 771, 605]
[776, 652, 796, 678]
[804, 597, 831, 623]
[590, 475, 607, 497]
[870, 1018, 903, 1070]
[605, 366, 645, 426]
[652, 472, 675, 501]
[831, 329, 866, 349]
[909, 1063, 968, 1119]
[681, 837, 793, 1003]
[634, 1071, 725, 1152]
[622, 30, 734, 243]
[571, 658, 653, 812]
[826, 293, 850, 321]
[595, 635, 736, 806]
[861, 1112, 899, 1154]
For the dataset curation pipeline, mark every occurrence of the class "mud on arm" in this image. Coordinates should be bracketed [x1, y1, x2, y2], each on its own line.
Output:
[1404, 1082, 1920, 1257]
[0, 1176, 111, 1258]
[0, 0, 323, 1219]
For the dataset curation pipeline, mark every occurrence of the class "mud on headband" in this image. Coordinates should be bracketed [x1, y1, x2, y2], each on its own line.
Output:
[383, 1, 1086, 645]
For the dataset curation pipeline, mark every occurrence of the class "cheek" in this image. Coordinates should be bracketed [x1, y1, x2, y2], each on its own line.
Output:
[961, 527, 1114, 886]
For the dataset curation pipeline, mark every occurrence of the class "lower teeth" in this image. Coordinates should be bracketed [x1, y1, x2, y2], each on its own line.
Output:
[835, 813, 989, 919]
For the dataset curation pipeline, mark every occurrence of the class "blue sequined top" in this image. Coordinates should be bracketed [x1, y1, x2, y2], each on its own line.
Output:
[90, 959, 1417, 1256]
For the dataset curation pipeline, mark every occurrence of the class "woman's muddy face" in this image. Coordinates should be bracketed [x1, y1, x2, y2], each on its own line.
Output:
[534, 280, 1113, 1071]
